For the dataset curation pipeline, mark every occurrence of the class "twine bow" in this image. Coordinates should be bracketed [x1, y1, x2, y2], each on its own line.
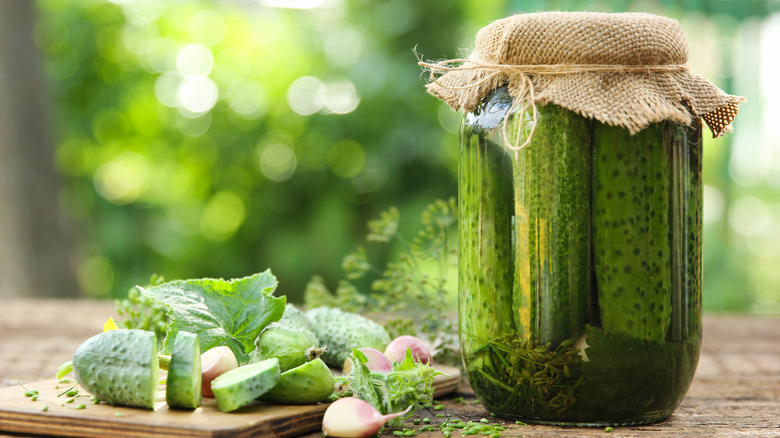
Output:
[419, 57, 691, 151]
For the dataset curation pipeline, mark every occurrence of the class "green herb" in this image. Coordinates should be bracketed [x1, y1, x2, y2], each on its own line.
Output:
[303, 199, 460, 366]
[137, 270, 286, 364]
[605, 426, 614, 432]
[31, 395, 38, 401]
[42, 405, 49, 412]
[115, 274, 170, 346]
[465, 335, 583, 415]
[338, 348, 441, 427]
[55, 361, 74, 381]
[57, 384, 78, 398]
[16, 381, 38, 397]
[453, 419, 508, 437]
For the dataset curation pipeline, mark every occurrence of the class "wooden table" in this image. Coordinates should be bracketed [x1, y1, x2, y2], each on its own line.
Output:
[1, 299, 778, 437]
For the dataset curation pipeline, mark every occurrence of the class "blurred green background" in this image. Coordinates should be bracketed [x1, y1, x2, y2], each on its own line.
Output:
[0, 0, 777, 314]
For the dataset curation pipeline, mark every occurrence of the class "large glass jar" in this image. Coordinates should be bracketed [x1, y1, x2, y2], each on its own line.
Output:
[458, 87, 702, 426]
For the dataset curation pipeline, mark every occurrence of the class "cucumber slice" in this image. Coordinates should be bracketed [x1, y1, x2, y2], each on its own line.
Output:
[259, 358, 334, 405]
[166, 331, 201, 409]
[211, 358, 280, 412]
[72, 329, 159, 409]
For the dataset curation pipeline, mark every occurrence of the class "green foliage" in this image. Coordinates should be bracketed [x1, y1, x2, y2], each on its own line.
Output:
[137, 270, 286, 364]
[34, 0, 768, 313]
[466, 336, 584, 414]
[304, 198, 459, 365]
[337, 348, 439, 425]
[115, 275, 170, 347]
[36, 0, 464, 300]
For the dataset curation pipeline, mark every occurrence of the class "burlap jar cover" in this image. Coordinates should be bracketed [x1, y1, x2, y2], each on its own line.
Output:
[420, 12, 745, 143]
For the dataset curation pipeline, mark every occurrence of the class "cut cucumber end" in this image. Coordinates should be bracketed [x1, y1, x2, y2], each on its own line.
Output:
[166, 331, 202, 409]
[211, 358, 280, 412]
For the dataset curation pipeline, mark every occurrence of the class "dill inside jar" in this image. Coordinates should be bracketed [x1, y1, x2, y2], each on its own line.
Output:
[421, 11, 744, 426]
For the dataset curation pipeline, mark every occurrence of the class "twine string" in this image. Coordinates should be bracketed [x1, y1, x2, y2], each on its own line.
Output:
[419, 58, 690, 151]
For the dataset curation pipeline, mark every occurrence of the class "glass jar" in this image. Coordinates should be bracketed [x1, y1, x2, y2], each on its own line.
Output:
[458, 86, 702, 426]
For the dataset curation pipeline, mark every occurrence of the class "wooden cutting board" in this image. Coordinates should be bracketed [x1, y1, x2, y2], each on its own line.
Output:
[0, 366, 460, 438]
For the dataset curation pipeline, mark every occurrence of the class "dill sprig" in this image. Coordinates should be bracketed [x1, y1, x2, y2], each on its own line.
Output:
[304, 198, 460, 366]
[114, 274, 170, 347]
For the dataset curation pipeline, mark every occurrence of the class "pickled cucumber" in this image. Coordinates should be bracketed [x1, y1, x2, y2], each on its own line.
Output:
[592, 122, 672, 342]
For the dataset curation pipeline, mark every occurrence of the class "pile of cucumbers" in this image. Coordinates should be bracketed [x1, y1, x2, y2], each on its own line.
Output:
[69, 305, 391, 412]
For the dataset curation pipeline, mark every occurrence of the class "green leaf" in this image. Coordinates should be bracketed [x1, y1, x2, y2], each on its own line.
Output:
[138, 269, 286, 364]
[395, 348, 417, 371]
[346, 349, 385, 412]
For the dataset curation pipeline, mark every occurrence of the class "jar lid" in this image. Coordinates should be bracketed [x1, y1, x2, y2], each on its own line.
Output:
[421, 12, 744, 137]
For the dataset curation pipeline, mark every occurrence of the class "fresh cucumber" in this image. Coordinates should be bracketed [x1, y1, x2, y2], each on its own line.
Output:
[72, 329, 159, 409]
[165, 331, 201, 409]
[259, 358, 334, 405]
[305, 307, 390, 367]
[211, 358, 280, 412]
[279, 303, 313, 331]
[255, 321, 322, 372]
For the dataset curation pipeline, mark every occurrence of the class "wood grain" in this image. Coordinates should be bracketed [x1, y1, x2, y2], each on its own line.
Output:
[2, 300, 779, 437]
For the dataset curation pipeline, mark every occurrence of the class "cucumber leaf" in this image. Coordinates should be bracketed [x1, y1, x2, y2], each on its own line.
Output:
[138, 269, 286, 364]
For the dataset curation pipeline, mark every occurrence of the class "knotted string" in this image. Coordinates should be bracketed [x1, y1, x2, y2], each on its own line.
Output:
[419, 57, 690, 151]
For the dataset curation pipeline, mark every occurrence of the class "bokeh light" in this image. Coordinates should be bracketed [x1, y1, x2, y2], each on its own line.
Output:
[287, 76, 325, 116]
[201, 191, 246, 241]
[93, 152, 149, 205]
[258, 142, 298, 182]
[177, 76, 219, 113]
[24, 0, 777, 314]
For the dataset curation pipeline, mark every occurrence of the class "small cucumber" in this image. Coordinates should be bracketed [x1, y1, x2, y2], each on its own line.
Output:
[211, 358, 280, 412]
[280, 303, 313, 331]
[256, 322, 322, 372]
[165, 331, 201, 409]
[259, 358, 334, 405]
[306, 306, 391, 367]
[72, 329, 159, 409]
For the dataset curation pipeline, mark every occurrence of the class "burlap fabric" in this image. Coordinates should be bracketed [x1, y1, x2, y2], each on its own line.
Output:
[422, 12, 744, 137]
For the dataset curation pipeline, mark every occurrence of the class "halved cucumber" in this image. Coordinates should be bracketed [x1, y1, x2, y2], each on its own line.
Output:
[211, 358, 280, 412]
[166, 331, 201, 409]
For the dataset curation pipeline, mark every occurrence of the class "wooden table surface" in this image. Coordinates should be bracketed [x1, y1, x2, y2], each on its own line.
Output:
[1, 299, 778, 437]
